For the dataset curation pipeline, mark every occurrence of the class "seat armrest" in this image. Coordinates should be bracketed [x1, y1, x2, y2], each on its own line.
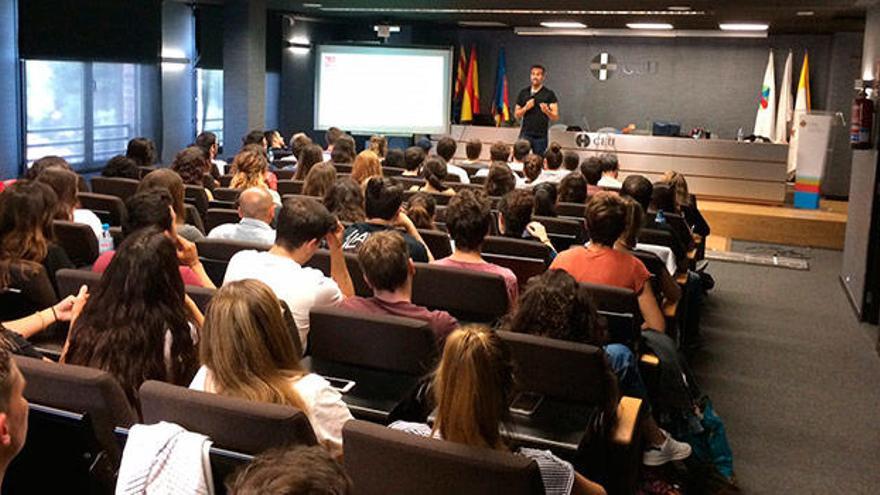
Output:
[611, 396, 642, 446]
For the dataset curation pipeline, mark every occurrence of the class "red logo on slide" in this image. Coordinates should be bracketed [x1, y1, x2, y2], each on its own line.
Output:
[324, 55, 336, 67]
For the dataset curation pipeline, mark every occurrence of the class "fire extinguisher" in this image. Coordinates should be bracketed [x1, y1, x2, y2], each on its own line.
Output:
[851, 89, 874, 149]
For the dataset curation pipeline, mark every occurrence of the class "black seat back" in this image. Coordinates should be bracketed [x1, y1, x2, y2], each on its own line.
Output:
[90, 177, 140, 202]
[53, 220, 99, 267]
[276, 180, 304, 196]
[204, 208, 241, 233]
[77, 192, 127, 227]
[195, 238, 272, 286]
[212, 187, 242, 202]
[184, 184, 211, 218]
[0, 263, 57, 321]
[418, 229, 453, 260]
[533, 215, 586, 252]
[411, 263, 509, 323]
[483, 236, 551, 263]
[184, 203, 206, 234]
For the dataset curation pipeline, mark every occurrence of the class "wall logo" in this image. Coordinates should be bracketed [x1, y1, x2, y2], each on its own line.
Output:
[575, 132, 616, 149]
[590, 53, 618, 81]
[760, 85, 771, 109]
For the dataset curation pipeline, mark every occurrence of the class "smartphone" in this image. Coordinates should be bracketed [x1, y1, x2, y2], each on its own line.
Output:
[324, 376, 356, 393]
[509, 392, 544, 416]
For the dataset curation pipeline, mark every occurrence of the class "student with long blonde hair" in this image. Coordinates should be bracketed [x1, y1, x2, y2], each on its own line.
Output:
[391, 325, 606, 495]
[230, 145, 282, 205]
[351, 150, 383, 185]
[189, 279, 353, 458]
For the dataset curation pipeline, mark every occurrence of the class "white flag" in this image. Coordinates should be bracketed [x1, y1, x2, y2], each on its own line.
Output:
[788, 52, 811, 174]
[775, 51, 793, 143]
[753, 51, 776, 140]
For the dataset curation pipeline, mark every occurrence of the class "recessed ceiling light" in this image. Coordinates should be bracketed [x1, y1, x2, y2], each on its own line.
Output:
[796, 11, 815, 16]
[458, 21, 508, 27]
[627, 22, 674, 30]
[667, 6, 691, 11]
[540, 21, 587, 29]
[719, 23, 769, 31]
[302, 3, 322, 8]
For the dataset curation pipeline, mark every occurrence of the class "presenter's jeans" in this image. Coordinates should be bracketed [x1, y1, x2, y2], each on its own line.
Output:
[520, 133, 548, 156]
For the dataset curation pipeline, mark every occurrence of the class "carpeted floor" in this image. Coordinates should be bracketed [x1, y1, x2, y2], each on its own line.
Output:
[690, 245, 880, 494]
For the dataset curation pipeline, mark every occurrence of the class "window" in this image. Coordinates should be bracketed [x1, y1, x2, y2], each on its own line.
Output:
[25, 60, 143, 171]
[196, 68, 223, 146]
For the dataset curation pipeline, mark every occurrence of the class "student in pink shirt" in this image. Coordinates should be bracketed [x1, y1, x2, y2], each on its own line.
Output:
[432, 189, 519, 308]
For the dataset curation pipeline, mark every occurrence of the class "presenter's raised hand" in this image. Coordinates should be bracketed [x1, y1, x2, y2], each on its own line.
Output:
[526, 98, 536, 110]
[539, 102, 550, 114]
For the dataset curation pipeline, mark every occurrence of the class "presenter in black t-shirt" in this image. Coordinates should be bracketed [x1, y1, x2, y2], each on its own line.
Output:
[514, 64, 559, 156]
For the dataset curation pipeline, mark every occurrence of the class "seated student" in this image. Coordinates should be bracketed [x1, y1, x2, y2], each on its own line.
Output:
[303, 163, 337, 198]
[322, 126, 344, 162]
[293, 144, 325, 181]
[496, 189, 556, 258]
[434, 136, 471, 183]
[391, 325, 606, 495]
[383, 148, 405, 169]
[617, 198, 681, 306]
[190, 280, 353, 458]
[324, 178, 366, 224]
[531, 142, 569, 185]
[208, 187, 276, 245]
[474, 141, 515, 177]
[340, 231, 457, 343]
[0, 289, 87, 358]
[35, 167, 103, 239]
[579, 157, 603, 196]
[126, 137, 157, 169]
[229, 145, 282, 206]
[172, 146, 216, 198]
[504, 270, 692, 467]
[662, 170, 710, 238]
[224, 197, 354, 346]
[226, 445, 352, 495]
[342, 178, 432, 262]
[457, 138, 484, 167]
[281, 132, 311, 168]
[369, 135, 388, 158]
[432, 190, 518, 308]
[621, 175, 685, 263]
[63, 228, 202, 411]
[532, 182, 557, 217]
[140, 168, 206, 242]
[351, 150, 383, 185]
[562, 150, 580, 172]
[402, 146, 425, 177]
[414, 157, 455, 196]
[265, 129, 287, 154]
[508, 139, 532, 173]
[101, 155, 140, 180]
[0, 348, 29, 488]
[557, 172, 588, 205]
[484, 163, 517, 197]
[92, 190, 215, 288]
[519, 153, 543, 187]
[243, 129, 268, 151]
[651, 182, 695, 252]
[406, 193, 437, 231]
[415, 137, 432, 155]
[196, 131, 227, 177]
[327, 135, 357, 169]
[0, 181, 74, 294]
[596, 154, 622, 190]
[550, 192, 665, 332]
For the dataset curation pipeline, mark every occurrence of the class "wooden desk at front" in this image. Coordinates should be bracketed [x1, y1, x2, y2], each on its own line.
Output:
[437, 125, 789, 204]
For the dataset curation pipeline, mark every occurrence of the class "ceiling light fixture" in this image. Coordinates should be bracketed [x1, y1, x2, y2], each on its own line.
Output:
[626, 23, 674, 29]
[541, 21, 587, 28]
[515, 27, 767, 39]
[667, 6, 691, 11]
[319, 7, 705, 16]
[719, 23, 769, 31]
[796, 11, 815, 16]
[302, 3, 322, 8]
[458, 21, 508, 27]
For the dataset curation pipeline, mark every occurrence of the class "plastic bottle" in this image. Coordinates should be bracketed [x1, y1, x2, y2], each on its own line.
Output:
[655, 210, 666, 225]
[736, 127, 744, 142]
[99, 223, 114, 254]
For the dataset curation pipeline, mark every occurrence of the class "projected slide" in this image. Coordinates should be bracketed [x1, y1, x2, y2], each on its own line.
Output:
[315, 45, 452, 135]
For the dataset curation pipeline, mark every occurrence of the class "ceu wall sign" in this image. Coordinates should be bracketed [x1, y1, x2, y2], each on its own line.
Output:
[574, 132, 616, 149]
[589, 52, 658, 81]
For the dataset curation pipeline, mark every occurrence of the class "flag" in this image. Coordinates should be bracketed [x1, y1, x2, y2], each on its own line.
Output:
[460, 45, 480, 122]
[753, 50, 776, 140]
[491, 47, 511, 126]
[454, 45, 467, 101]
[774, 50, 793, 143]
[788, 51, 811, 174]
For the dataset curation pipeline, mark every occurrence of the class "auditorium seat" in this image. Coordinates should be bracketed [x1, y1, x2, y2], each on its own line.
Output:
[403, 189, 452, 206]
[411, 263, 509, 323]
[457, 163, 485, 177]
[204, 208, 241, 233]
[482, 252, 547, 289]
[184, 203, 206, 234]
[273, 169, 295, 180]
[393, 176, 425, 189]
[184, 184, 210, 218]
[306, 250, 371, 297]
[417, 229, 453, 259]
[533, 215, 587, 252]
[384, 166, 405, 177]
[307, 307, 438, 423]
[137, 166, 157, 179]
[639, 227, 685, 264]
[212, 187, 241, 202]
[343, 420, 545, 495]
[90, 177, 140, 202]
[194, 238, 271, 286]
[497, 331, 643, 494]
[556, 201, 587, 219]
[0, 263, 57, 321]
[14, 356, 136, 474]
[53, 220, 99, 267]
[579, 281, 643, 346]
[334, 163, 353, 174]
[77, 192, 127, 227]
[139, 380, 318, 454]
[483, 236, 552, 264]
[276, 179, 304, 196]
[470, 175, 487, 185]
[448, 182, 484, 193]
[55, 269, 216, 313]
[218, 174, 233, 187]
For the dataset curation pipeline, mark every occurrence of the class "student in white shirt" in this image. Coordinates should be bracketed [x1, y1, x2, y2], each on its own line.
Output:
[531, 142, 570, 186]
[190, 279, 353, 458]
[596, 153, 623, 190]
[476, 139, 531, 177]
[207, 187, 276, 245]
[434, 136, 471, 184]
[35, 167, 104, 239]
[223, 197, 354, 346]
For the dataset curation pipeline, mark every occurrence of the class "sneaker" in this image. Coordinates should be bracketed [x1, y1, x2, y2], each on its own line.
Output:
[642, 430, 692, 466]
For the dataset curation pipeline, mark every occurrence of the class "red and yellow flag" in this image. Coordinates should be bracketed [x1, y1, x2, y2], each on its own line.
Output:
[460, 46, 480, 122]
[454, 45, 467, 101]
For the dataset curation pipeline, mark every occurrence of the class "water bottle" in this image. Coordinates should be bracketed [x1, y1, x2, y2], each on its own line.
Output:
[736, 127, 744, 142]
[99, 223, 114, 253]
[655, 210, 666, 225]
[268, 148, 275, 163]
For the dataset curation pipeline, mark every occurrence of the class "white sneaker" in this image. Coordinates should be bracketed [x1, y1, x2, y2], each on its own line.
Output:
[642, 430, 692, 466]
